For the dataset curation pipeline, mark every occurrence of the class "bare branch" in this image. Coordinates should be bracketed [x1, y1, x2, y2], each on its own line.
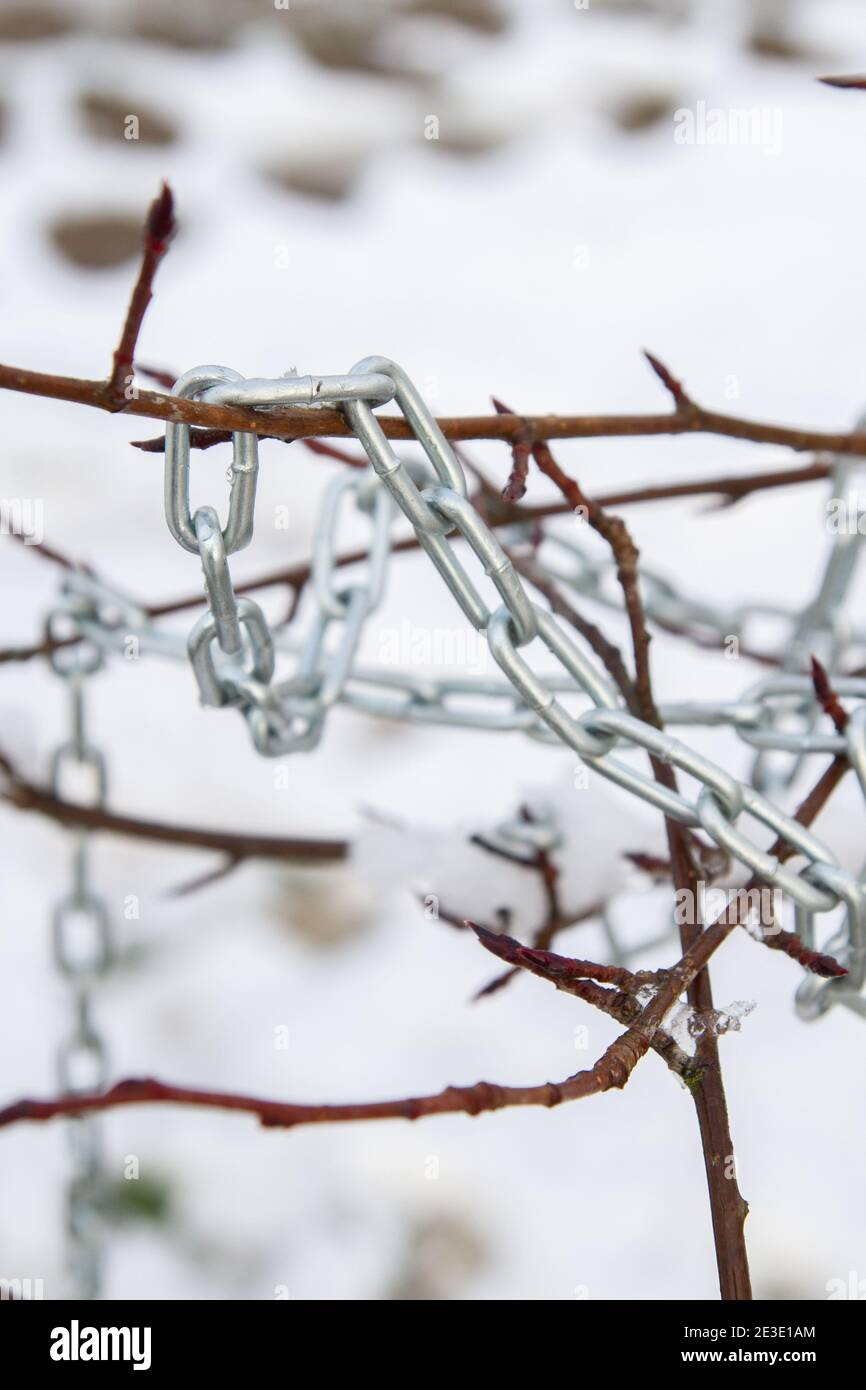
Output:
[0, 751, 346, 865]
[5, 357, 866, 455]
[106, 183, 177, 408]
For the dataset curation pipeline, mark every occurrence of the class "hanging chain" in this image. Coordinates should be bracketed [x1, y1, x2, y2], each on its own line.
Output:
[46, 605, 113, 1298]
[41, 358, 866, 1022]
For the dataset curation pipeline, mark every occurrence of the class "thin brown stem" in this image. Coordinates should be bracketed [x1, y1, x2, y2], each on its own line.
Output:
[3, 358, 866, 454]
[513, 416, 753, 1301]
[105, 184, 176, 408]
[0, 753, 346, 864]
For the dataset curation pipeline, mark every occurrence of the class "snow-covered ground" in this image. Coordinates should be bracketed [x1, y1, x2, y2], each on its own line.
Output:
[2, 0, 866, 1299]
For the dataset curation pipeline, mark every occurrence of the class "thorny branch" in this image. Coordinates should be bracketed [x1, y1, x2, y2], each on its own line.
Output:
[0, 756, 846, 1132]
[469, 924, 696, 1079]
[4, 356, 866, 456]
[0, 181, 859, 1306]
[503, 418, 753, 1299]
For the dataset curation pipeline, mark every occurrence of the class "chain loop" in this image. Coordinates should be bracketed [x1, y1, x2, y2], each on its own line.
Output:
[188, 597, 275, 708]
[165, 365, 259, 555]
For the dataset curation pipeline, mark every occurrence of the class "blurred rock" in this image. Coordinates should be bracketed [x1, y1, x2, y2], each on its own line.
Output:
[290, 0, 505, 80]
[127, 6, 235, 53]
[78, 90, 179, 146]
[426, 119, 513, 156]
[261, 152, 361, 203]
[384, 1212, 487, 1300]
[48, 211, 144, 269]
[607, 88, 676, 133]
[291, 6, 408, 79]
[405, 0, 507, 35]
[421, 88, 515, 157]
[590, 0, 690, 17]
[0, 5, 76, 41]
[271, 864, 376, 949]
[746, 26, 823, 63]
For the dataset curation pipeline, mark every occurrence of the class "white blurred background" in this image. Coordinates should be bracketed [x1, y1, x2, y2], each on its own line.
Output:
[1, 0, 866, 1300]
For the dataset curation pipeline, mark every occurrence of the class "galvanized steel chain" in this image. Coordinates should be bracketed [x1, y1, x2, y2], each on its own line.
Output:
[46, 601, 113, 1298]
[346, 361, 866, 1017]
[44, 357, 866, 1022]
[158, 356, 866, 1017]
[751, 430, 866, 795]
[164, 365, 398, 754]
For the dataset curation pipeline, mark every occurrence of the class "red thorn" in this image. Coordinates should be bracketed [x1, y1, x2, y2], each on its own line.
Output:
[146, 181, 176, 250]
[642, 350, 690, 408]
[810, 654, 848, 732]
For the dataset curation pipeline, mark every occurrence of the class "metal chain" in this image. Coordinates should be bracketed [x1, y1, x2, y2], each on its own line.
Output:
[343, 360, 866, 1018]
[56, 570, 866, 756]
[42, 359, 866, 1022]
[46, 604, 113, 1298]
[751, 435, 866, 794]
[162, 369, 400, 755]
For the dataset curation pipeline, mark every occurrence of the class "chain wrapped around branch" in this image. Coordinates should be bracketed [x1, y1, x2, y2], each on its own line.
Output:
[33, 356, 864, 1025]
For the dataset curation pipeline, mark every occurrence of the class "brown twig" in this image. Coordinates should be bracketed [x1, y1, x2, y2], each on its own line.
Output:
[131, 417, 834, 514]
[0, 1041, 644, 1132]
[163, 855, 242, 899]
[811, 655, 849, 733]
[469, 922, 658, 994]
[131, 418, 833, 512]
[818, 74, 866, 90]
[470, 924, 696, 1076]
[508, 411, 752, 1300]
[501, 437, 532, 502]
[0, 753, 346, 864]
[643, 349, 695, 411]
[5, 358, 866, 454]
[105, 184, 176, 409]
[0, 750, 848, 1140]
[471, 898, 605, 999]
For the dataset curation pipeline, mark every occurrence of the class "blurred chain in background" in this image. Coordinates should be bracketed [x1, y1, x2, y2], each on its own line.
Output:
[46, 608, 112, 1298]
